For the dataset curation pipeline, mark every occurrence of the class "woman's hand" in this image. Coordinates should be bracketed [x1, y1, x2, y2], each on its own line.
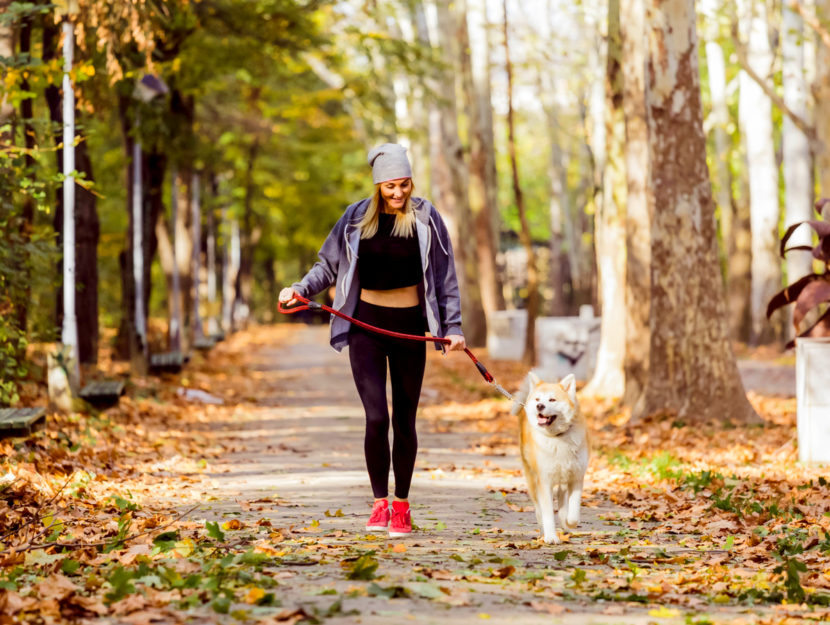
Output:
[444, 334, 466, 352]
[279, 287, 300, 307]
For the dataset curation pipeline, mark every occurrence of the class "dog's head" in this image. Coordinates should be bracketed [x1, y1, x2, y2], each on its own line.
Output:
[524, 372, 579, 435]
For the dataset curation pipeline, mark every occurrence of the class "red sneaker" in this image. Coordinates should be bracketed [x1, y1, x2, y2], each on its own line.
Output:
[365, 499, 390, 531]
[389, 500, 412, 537]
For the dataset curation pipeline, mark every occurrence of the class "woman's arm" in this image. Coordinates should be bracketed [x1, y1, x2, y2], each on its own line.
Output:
[290, 210, 350, 298]
[430, 208, 465, 343]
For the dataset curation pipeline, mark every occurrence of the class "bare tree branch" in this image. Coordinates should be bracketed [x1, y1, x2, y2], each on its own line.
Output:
[788, 0, 830, 50]
[731, 23, 819, 150]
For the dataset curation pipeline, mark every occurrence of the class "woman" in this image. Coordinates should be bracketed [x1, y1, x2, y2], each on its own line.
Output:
[279, 143, 465, 537]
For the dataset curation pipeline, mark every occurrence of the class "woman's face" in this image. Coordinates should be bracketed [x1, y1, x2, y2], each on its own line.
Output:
[379, 178, 412, 211]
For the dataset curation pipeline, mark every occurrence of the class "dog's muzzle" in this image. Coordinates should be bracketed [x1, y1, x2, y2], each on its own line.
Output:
[536, 403, 558, 426]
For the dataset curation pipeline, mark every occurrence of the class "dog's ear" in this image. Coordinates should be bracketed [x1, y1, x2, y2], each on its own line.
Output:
[527, 370, 542, 389]
[559, 373, 577, 402]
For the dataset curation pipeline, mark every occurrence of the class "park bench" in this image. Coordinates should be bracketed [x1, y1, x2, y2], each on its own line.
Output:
[194, 336, 217, 351]
[149, 351, 188, 374]
[79, 380, 125, 409]
[0, 407, 46, 439]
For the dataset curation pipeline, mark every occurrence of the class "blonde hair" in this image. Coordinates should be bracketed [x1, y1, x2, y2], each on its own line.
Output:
[357, 183, 417, 239]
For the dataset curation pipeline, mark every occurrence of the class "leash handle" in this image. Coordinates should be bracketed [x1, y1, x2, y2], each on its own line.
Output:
[279, 293, 498, 386]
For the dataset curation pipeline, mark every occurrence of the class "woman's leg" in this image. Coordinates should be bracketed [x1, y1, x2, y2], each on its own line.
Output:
[348, 329, 391, 499]
[388, 337, 426, 500]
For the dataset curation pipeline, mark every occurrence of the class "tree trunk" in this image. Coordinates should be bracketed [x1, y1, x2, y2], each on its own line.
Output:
[433, 0, 486, 347]
[640, 0, 758, 423]
[585, 0, 626, 398]
[537, 0, 570, 317]
[620, 0, 651, 407]
[43, 15, 99, 364]
[503, 0, 538, 365]
[206, 173, 220, 336]
[782, 2, 814, 304]
[703, 38, 735, 272]
[540, 79, 570, 318]
[227, 218, 241, 332]
[458, 0, 505, 320]
[0, 0, 13, 132]
[113, 92, 164, 366]
[191, 172, 204, 342]
[406, 2, 431, 192]
[17, 11, 34, 335]
[815, 0, 830, 199]
[235, 141, 259, 327]
[738, 0, 782, 345]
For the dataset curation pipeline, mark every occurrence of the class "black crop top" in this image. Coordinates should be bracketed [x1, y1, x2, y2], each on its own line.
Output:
[358, 212, 422, 290]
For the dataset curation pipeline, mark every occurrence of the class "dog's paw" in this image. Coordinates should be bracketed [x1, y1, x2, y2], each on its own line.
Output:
[541, 533, 561, 545]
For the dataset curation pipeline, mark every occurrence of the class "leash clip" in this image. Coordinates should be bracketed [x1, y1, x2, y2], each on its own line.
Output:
[492, 380, 522, 406]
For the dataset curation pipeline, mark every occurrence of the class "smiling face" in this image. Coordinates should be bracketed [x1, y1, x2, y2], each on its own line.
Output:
[379, 178, 412, 212]
[525, 373, 578, 436]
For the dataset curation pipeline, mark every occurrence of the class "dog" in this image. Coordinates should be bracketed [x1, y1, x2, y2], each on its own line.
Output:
[512, 372, 589, 544]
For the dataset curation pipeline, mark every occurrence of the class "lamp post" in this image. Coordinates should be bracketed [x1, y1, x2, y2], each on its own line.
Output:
[131, 74, 168, 363]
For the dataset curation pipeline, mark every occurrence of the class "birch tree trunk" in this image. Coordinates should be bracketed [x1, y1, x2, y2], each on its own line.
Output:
[640, 0, 758, 423]
[503, 0, 538, 365]
[620, 0, 651, 406]
[433, 0, 486, 346]
[704, 38, 734, 263]
[782, 1, 814, 297]
[815, 0, 830, 199]
[459, 0, 505, 318]
[738, 0, 782, 344]
[585, 0, 626, 398]
[42, 16, 100, 365]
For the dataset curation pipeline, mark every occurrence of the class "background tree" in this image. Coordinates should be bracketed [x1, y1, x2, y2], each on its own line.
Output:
[640, 0, 757, 423]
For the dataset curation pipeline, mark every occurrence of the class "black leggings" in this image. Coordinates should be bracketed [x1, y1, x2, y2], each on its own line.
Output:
[348, 300, 426, 500]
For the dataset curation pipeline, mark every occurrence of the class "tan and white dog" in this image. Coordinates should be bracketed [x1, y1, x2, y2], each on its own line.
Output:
[512, 372, 589, 544]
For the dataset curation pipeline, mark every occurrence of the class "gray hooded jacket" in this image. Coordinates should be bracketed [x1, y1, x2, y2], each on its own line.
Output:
[291, 197, 464, 352]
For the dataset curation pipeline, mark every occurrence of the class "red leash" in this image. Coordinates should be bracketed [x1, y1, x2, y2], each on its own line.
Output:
[278, 294, 515, 399]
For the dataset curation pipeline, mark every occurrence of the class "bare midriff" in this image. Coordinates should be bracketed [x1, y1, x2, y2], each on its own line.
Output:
[360, 285, 419, 308]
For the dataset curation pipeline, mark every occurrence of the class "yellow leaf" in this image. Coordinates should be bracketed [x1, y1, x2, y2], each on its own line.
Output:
[222, 519, 242, 530]
[713, 594, 730, 604]
[172, 538, 195, 558]
[392, 543, 407, 553]
[478, 613, 491, 619]
[244, 587, 266, 604]
[648, 607, 680, 618]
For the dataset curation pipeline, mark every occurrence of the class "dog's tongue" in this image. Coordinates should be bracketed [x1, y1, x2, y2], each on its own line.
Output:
[537, 414, 553, 426]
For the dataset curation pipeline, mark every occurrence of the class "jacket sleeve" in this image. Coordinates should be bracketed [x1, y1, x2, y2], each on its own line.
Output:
[431, 209, 464, 338]
[291, 210, 349, 298]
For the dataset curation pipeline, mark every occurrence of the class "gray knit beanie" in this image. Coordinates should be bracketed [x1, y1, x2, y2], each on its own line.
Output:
[367, 143, 412, 184]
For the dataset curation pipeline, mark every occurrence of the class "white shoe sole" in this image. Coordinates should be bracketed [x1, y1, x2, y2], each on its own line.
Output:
[388, 531, 411, 537]
[365, 525, 388, 531]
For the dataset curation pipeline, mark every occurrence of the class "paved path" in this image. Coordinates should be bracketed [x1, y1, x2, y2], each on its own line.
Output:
[738, 360, 796, 397]
[192, 326, 766, 624]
